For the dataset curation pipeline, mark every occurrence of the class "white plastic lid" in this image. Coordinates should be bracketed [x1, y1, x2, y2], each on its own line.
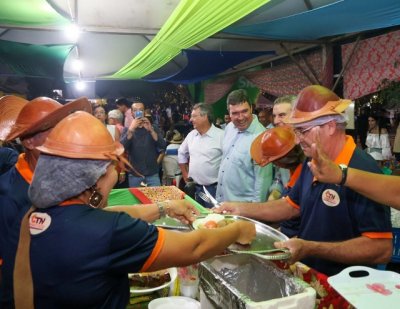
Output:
[148, 296, 200, 309]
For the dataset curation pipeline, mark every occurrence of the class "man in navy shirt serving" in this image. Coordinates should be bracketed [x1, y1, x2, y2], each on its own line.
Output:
[217, 85, 392, 276]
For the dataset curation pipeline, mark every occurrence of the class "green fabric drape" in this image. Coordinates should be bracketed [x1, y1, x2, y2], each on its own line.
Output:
[0, 0, 70, 26]
[0, 40, 73, 79]
[112, 0, 270, 79]
[0, 40, 73, 80]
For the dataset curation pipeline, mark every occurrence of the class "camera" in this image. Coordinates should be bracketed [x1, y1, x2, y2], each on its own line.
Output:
[134, 110, 143, 119]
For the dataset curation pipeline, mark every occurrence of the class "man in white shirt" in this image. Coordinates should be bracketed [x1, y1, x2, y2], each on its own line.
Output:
[178, 103, 224, 208]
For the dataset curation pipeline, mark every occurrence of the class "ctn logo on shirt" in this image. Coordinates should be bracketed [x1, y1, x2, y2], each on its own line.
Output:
[321, 189, 340, 207]
[29, 212, 51, 235]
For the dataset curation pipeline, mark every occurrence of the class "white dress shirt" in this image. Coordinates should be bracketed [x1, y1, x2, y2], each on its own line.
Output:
[178, 125, 224, 185]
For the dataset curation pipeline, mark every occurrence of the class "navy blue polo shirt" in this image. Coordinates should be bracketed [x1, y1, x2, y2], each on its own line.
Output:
[3, 203, 161, 309]
[0, 155, 33, 308]
[280, 164, 302, 238]
[0, 147, 18, 175]
[287, 136, 392, 276]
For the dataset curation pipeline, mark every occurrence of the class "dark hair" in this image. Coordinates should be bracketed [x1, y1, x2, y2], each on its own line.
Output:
[227, 89, 252, 108]
[115, 98, 131, 108]
[132, 100, 145, 107]
[193, 102, 214, 124]
[368, 115, 388, 136]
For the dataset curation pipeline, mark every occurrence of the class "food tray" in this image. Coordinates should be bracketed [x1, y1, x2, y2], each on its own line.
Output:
[192, 215, 290, 259]
[129, 267, 177, 295]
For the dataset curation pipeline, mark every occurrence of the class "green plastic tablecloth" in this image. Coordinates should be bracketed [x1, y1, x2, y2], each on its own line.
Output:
[107, 188, 210, 215]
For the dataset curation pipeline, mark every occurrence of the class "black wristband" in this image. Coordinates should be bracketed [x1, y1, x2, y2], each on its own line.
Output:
[338, 164, 348, 185]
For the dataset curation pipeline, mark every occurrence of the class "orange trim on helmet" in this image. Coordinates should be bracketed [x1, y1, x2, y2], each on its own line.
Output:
[287, 99, 351, 124]
[362, 232, 393, 239]
[140, 227, 165, 272]
[15, 154, 33, 184]
[285, 196, 300, 209]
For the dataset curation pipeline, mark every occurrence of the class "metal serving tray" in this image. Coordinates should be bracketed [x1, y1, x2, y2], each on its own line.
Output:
[192, 215, 290, 260]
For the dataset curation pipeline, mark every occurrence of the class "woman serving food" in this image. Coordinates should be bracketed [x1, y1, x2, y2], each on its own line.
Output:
[10, 111, 255, 309]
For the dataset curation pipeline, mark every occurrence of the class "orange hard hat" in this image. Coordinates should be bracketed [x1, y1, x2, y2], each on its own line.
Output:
[6, 97, 91, 141]
[0, 95, 28, 141]
[286, 85, 351, 125]
[251, 126, 296, 167]
[37, 111, 125, 160]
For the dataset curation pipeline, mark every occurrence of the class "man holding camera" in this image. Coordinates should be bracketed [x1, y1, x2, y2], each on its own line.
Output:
[121, 100, 166, 187]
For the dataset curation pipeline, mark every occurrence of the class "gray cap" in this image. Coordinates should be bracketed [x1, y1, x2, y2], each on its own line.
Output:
[29, 154, 111, 208]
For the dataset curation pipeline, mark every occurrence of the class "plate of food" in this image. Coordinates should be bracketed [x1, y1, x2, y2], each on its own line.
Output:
[191, 214, 290, 260]
[129, 267, 178, 295]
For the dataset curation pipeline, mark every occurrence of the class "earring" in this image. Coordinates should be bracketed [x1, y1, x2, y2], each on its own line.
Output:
[89, 186, 103, 208]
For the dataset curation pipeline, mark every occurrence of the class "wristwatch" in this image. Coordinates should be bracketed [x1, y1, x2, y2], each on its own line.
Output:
[338, 164, 348, 185]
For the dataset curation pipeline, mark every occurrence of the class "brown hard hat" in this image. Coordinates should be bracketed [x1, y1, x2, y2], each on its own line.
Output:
[0, 95, 28, 141]
[251, 126, 296, 167]
[286, 85, 351, 125]
[37, 111, 124, 160]
[6, 97, 92, 141]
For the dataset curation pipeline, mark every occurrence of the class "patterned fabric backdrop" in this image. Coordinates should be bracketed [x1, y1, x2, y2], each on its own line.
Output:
[204, 75, 237, 104]
[342, 30, 400, 100]
[204, 47, 333, 103]
[246, 48, 333, 97]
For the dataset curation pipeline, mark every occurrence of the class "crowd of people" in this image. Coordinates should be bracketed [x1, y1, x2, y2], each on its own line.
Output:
[1, 83, 400, 308]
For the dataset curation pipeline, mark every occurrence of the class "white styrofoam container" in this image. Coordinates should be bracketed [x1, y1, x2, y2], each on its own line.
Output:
[200, 255, 316, 309]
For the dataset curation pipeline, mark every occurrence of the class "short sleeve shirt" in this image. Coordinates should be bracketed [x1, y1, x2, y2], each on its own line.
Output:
[29, 205, 161, 309]
[287, 137, 392, 276]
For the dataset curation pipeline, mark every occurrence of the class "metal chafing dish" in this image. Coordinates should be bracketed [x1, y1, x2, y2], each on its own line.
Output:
[199, 254, 316, 309]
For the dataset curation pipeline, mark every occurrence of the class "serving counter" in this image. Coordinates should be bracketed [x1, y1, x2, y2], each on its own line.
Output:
[107, 186, 352, 309]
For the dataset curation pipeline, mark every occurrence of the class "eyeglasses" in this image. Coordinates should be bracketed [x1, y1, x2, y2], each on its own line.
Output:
[293, 125, 315, 137]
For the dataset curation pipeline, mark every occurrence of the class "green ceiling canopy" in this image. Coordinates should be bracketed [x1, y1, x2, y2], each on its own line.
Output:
[0, 39, 73, 80]
[112, 0, 270, 79]
[0, 0, 70, 26]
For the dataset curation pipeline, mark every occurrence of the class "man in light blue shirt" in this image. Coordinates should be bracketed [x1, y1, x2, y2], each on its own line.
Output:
[216, 89, 273, 202]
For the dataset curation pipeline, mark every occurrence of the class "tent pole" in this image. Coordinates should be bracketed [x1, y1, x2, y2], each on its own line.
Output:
[299, 53, 321, 85]
[280, 43, 318, 84]
[332, 35, 361, 92]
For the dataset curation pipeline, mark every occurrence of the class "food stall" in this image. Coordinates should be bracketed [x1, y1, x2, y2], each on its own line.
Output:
[107, 186, 355, 308]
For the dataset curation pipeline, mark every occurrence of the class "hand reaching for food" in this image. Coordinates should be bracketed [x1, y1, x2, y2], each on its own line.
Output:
[233, 220, 256, 245]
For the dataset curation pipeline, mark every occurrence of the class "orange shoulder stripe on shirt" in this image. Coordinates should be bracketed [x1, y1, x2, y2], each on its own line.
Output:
[286, 164, 302, 188]
[285, 196, 300, 209]
[362, 232, 393, 239]
[15, 153, 34, 184]
[140, 227, 166, 272]
[334, 135, 356, 166]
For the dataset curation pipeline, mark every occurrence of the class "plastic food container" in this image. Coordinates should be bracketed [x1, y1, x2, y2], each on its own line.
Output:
[200, 254, 315, 309]
[148, 296, 200, 309]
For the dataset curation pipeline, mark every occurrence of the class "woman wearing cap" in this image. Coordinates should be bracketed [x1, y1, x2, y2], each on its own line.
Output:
[0, 96, 92, 308]
[11, 111, 255, 309]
